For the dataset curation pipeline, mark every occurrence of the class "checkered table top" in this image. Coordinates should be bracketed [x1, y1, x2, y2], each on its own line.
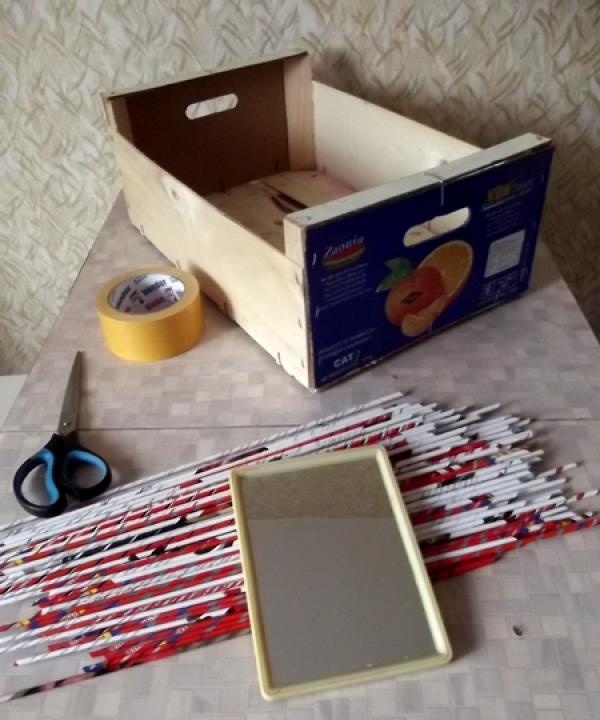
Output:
[0, 196, 599, 720]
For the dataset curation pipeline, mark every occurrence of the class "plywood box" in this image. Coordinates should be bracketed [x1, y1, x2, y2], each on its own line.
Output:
[104, 50, 553, 390]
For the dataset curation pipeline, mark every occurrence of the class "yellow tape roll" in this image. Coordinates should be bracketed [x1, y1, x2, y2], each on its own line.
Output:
[96, 267, 204, 361]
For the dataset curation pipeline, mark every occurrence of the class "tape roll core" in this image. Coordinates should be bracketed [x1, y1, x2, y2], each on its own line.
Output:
[96, 267, 204, 362]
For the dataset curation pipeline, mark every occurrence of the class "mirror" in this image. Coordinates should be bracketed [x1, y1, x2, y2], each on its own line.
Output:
[231, 447, 451, 699]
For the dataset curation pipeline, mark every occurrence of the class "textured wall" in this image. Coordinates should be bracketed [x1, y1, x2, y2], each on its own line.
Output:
[2, 0, 598, 373]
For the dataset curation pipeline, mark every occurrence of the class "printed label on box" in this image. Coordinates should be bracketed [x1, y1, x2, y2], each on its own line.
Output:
[484, 230, 525, 278]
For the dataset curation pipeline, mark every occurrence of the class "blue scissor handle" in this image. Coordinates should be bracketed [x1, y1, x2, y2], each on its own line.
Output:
[13, 433, 111, 518]
[13, 443, 66, 518]
[60, 444, 111, 502]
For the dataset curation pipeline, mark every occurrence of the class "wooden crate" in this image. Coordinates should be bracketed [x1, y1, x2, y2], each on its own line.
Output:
[104, 50, 553, 390]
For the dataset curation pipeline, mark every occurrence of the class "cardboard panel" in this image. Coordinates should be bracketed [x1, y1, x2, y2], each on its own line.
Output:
[120, 61, 291, 196]
[302, 138, 554, 388]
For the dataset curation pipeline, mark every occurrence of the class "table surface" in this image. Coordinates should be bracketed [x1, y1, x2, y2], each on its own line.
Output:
[1, 196, 599, 720]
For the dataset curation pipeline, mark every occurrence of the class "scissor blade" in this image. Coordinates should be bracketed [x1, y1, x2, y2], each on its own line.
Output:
[56, 352, 82, 435]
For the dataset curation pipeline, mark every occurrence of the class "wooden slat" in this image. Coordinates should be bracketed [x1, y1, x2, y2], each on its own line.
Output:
[283, 54, 316, 170]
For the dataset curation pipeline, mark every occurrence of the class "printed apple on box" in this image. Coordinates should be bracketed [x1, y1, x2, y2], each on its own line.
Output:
[305, 144, 553, 387]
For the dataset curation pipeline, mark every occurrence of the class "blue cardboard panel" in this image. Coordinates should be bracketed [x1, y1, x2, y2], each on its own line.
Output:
[304, 144, 554, 388]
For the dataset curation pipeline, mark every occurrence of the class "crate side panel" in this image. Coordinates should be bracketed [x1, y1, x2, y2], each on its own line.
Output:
[112, 133, 311, 388]
[121, 62, 290, 196]
[312, 82, 479, 190]
[303, 145, 554, 388]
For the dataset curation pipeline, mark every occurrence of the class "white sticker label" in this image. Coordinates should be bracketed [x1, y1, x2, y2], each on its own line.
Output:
[108, 273, 185, 314]
[484, 230, 525, 278]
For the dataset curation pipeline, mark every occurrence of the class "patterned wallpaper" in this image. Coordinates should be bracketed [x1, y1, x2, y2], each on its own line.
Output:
[2, 0, 598, 373]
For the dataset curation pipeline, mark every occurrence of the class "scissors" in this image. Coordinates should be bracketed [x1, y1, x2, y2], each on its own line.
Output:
[13, 352, 112, 518]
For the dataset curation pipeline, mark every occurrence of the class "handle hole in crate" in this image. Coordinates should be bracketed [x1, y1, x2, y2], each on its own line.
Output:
[185, 93, 238, 120]
[404, 208, 470, 247]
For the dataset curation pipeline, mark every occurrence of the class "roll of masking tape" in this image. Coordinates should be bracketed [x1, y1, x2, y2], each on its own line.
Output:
[96, 267, 204, 361]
